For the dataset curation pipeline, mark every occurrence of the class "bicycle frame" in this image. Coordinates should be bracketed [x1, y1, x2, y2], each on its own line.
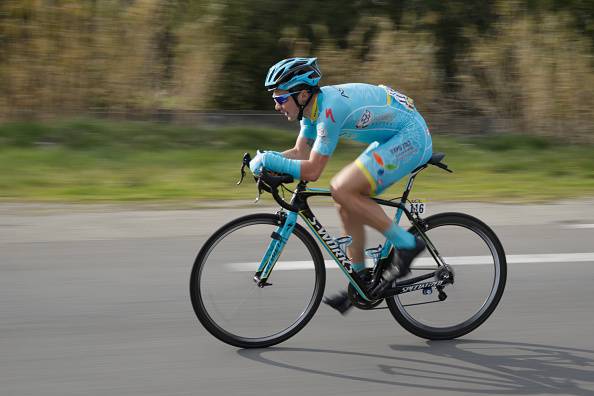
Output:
[253, 168, 452, 301]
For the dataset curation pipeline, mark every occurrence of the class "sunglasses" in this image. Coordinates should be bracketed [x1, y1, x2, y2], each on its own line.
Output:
[272, 92, 298, 105]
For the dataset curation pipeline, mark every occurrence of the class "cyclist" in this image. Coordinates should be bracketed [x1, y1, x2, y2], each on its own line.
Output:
[250, 57, 433, 314]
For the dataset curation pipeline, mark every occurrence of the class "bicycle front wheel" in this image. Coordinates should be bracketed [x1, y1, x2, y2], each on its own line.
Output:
[386, 212, 507, 340]
[190, 213, 326, 348]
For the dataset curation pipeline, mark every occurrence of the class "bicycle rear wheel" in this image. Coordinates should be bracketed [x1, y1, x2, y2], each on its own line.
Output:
[190, 213, 325, 348]
[386, 212, 506, 340]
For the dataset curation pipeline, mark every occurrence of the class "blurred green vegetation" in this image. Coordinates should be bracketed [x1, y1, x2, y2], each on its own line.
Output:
[1, 1, 593, 142]
[0, 119, 592, 203]
[0, 119, 295, 150]
[1, 1, 593, 202]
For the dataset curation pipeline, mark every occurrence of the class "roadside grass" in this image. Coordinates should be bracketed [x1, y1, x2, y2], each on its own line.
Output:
[0, 119, 593, 203]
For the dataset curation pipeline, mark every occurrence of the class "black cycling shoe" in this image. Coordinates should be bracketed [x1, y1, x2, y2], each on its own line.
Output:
[323, 291, 353, 315]
[323, 269, 373, 315]
[371, 237, 426, 298]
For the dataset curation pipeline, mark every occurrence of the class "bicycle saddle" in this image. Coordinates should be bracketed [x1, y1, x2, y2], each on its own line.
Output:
[412, 152, 452, 173]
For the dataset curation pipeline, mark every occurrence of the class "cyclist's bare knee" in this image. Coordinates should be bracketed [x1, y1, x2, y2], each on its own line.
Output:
[331, 164, 370, 206]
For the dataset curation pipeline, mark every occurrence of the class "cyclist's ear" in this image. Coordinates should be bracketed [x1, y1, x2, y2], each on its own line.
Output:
[298, 90, 310, 102]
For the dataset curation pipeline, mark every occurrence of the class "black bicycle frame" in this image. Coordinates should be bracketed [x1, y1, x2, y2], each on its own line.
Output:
[274, 170, 452, 301]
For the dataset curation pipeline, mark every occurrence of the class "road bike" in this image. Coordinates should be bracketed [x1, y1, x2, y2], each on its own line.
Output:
[190, 152, 507, 348]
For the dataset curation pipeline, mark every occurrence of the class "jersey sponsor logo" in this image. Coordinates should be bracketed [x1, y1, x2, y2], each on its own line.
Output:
[316, 123, 327, 138]
[332, 86, 349, 98]
[373, 152, 384, 167]
[356, 109, 372, 129]
[389, 139, 417, 160]
[325, 108, 335, 123]
[383, 85, 415, 111]
[373, 151, 398, 180]
[401, 96, 415, 111]
[373, 111, 396, 124]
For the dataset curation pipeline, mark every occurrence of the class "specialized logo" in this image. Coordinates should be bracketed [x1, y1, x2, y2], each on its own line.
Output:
[401, 280, 445, 293]
[356, 109, 372, 129]
[308, 215, 352, 273]
[325, 108, 335, 123]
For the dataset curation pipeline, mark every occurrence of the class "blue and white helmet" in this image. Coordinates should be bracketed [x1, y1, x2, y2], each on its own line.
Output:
[265, 57, 322, 91]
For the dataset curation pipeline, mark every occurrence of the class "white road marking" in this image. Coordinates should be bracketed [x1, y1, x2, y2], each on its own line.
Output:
[563, 224, 594, 229]
[227, 252, 594, 271]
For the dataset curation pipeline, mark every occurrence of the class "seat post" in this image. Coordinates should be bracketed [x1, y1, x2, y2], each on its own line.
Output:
[400, 175, 414, 207]
[400, 165, 425, 206]
[391, 169, 421, 228]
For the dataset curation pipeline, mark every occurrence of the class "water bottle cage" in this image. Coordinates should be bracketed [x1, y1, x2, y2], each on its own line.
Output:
[333, 237, 384, 265]
[334, 236, 353, 256]
[365, 245, 384, 264]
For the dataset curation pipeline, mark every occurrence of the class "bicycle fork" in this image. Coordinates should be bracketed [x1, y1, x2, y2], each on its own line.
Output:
[253, 211, 298, 287]
[253, 210, 373, 302]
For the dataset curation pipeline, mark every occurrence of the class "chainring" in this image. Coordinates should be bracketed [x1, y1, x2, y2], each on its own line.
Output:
[347, 269, 383, 310]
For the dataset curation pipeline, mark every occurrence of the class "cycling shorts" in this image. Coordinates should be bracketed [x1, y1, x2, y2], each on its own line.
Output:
[355, 113, 433, 195]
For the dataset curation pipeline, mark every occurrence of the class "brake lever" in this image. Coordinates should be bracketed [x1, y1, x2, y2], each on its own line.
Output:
[255, 177, 262, 203]
[237, 167, 245, 185]
[237, 152, 252, 185]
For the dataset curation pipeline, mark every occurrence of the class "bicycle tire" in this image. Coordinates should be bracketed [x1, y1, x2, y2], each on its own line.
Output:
[190, 213, 326, 348]
[386, 212, 507, 340]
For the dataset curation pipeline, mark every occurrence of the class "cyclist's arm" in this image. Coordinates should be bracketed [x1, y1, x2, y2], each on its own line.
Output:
[282, 118, 316, 159]
[301, 103, 342, 181]
[260, 143, 329, 181]
[282, 136, 314, 160]
[300, 150, 329, 181]
[260, 108, 336, 180]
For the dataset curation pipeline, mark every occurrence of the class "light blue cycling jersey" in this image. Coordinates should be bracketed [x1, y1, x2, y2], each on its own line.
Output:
[300, 83, 433, 194]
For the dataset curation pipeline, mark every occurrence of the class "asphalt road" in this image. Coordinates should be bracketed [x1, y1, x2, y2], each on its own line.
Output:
[2, 200, 594, 396]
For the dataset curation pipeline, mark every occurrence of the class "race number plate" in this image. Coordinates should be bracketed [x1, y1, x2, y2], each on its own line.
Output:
[408, 199, 426, 215]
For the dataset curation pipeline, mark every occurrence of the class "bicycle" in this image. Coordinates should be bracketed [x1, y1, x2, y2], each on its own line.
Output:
[190, 152, 507, 348]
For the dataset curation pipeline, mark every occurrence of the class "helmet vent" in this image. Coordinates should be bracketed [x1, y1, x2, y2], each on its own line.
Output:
[265, 57, 321, 90]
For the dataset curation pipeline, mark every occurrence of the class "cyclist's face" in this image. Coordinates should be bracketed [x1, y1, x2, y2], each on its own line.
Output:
[273, 89, 300, 122]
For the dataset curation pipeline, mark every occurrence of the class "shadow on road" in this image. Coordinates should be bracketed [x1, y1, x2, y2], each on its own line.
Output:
[238, 339, 594, 395]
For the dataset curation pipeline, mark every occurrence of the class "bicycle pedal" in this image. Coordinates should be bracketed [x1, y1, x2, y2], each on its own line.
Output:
[438, 289, 447, 301]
